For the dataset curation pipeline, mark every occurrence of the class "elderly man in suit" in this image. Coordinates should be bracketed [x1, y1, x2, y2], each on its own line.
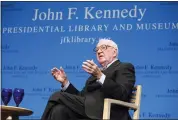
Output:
[41, 39, 135, 120]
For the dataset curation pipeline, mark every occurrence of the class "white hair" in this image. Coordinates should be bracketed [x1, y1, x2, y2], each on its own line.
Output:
[97, 38, 119, 57]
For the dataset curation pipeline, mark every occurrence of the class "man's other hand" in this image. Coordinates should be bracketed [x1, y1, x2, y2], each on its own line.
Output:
[51, 67, 68, 86]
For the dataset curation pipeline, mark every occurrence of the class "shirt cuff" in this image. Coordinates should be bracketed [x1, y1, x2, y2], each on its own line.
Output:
[61, 81, 70, 91]
[97, 73, 106, 85]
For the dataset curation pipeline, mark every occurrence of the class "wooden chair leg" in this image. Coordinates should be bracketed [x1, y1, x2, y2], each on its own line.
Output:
[103, 99, 111, 119]
[133, 109, 140, 119]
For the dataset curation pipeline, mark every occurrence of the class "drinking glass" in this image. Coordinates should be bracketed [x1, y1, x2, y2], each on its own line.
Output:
[1, 88, 12, 105]
[13, 88, 24, 107]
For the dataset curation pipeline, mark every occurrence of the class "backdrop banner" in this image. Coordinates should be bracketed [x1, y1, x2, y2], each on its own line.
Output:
[2, 1, 178, 119]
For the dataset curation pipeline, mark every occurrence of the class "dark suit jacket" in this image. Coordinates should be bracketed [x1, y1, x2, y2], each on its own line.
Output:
[65, 60, 136, 120]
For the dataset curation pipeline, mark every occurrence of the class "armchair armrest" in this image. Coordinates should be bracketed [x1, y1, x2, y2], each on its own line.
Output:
[103, 85, 142, 119]
[103, 98, 138, 119]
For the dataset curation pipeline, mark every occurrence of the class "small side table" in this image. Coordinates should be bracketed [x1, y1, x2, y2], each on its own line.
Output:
[1, 105, 33, 120]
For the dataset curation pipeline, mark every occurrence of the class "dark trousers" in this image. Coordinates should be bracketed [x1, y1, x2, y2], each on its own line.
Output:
[41, 91, 91, 120]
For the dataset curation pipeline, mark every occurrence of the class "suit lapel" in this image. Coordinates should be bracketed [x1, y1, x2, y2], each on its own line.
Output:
[102, 60, 121, 74]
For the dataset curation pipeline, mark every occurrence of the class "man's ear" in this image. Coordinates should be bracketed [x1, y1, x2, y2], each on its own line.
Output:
[113, 49, 117, 58]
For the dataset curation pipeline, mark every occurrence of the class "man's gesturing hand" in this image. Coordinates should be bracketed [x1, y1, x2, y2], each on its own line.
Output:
[51, 67, 68, 86]
[82, 60, 102, 79]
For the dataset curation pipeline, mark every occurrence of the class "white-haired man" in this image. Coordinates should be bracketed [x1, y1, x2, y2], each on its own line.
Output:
[41, 39, 135, 120]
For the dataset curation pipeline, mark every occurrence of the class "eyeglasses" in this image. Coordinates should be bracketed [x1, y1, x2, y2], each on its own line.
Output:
[93, 45, 113, 53]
